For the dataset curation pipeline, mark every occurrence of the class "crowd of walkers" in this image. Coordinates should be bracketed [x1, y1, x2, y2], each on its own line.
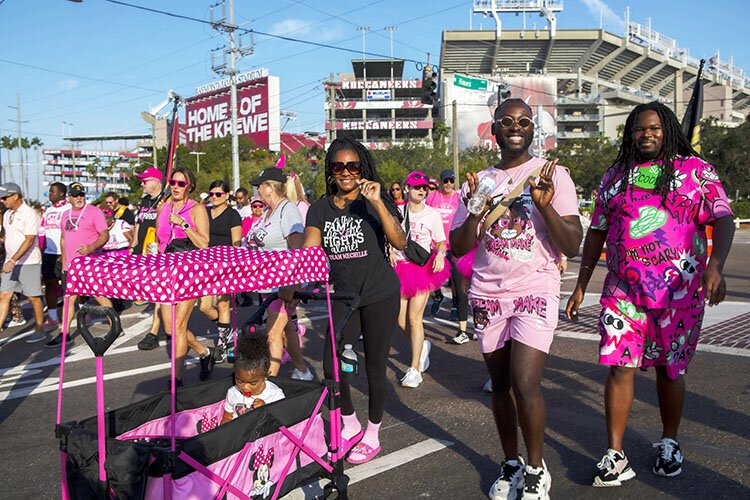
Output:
[0, 98, 736, 499]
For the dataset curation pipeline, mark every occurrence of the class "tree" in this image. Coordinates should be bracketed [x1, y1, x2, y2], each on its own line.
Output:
[0, 135, 15, 183]
[546, 136, 618, 197]
[701, 116, 750, 201]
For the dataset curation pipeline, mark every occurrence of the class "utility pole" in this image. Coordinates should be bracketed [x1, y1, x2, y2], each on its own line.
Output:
[189, 151, 206, 173]
[452, 100, 459, 179]
[211, 0, 253, 192]
[326, 73, 337, 142]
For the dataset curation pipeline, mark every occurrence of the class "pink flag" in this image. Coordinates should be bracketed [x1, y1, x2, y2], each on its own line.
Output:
[275, 153, 286, 169]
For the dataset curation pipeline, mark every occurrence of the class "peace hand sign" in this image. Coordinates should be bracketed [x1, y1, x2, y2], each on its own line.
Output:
[529, 159, 558, 210]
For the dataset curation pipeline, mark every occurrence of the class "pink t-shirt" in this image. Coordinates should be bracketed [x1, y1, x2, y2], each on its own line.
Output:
[452, 156, 579, 299]
[392, 203, 445, 263]
[591, 156, 733, 309]
[61, 204, 107, 272]
[156, 199, 198, 253]
[426, 190, 460, 250]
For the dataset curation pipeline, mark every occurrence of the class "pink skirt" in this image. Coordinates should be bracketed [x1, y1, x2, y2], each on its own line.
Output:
[455, 246, 477, 280]
[393, 254, 451, 298]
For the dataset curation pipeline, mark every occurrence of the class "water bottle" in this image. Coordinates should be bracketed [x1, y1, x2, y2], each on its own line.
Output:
[467, 176, 497, 214]
[340, 344, 359, 379]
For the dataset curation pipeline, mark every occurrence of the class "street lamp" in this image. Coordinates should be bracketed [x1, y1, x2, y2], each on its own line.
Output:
[189, 151, 206, 173]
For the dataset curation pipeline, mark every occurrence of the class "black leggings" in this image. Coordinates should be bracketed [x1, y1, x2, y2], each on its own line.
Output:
[323, 291, 399, 424]
[448, 251, 469, 322]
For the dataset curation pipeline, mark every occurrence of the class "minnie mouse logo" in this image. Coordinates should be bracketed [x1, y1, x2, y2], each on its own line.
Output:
[249, 444, 276, 498]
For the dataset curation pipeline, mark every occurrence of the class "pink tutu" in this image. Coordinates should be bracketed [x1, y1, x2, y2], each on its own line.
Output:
[455, 246, 477, 280]
[394, 254, 452, 298]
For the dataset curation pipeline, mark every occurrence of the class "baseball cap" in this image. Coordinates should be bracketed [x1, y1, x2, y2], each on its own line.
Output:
[440, 169, 455, 181]
[249, 167, 287, 186]
[68, 182, 86, 197]
[404, 171, 430, 187]
[250, 195, 264, 205]
[135, 167, 164, 181]
[0, 182, 22, 197]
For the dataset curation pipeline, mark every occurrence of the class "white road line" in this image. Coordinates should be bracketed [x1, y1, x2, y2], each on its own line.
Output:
[284, 438, 454, 499]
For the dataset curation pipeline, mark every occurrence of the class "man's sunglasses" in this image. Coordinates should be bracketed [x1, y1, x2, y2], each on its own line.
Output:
[443, 178, 454, 184]
[251, 202, 265, 208]
[208, 191, 226, 198]
[331, 161, 362, 176]
[140, 178, 157, 185]
[69, 193, 85, 198]
[497, 116, 533, 129]
[169, 179, 188, 188]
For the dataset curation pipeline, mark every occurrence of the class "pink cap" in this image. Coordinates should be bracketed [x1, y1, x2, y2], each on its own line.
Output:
[135, 167, 164, 181]
[404, 170, 430, 187]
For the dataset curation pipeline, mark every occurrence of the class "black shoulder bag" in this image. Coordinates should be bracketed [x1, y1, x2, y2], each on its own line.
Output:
[402, 204, 433, 267]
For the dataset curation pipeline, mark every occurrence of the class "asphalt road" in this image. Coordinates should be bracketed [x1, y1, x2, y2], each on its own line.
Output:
[1, 230, 748, 499]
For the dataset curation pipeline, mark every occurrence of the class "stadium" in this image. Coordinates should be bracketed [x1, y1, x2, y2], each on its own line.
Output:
[439, 0, 749, 155]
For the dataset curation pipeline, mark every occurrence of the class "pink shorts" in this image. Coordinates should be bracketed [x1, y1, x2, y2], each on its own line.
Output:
[598, 296, 704, 380]
[470, 293, 559, 354]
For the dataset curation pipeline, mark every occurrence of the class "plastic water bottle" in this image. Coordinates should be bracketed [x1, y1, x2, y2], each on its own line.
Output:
[467, 176, 497, 214]
[340, 344, 359, 378]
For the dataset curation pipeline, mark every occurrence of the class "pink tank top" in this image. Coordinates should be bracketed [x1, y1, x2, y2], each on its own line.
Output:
[156, 199, 198, 253]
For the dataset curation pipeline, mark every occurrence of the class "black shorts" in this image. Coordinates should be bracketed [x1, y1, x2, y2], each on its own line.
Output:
[42, 253, 62, 282]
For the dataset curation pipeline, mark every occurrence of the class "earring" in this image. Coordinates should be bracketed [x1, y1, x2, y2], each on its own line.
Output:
[326, 175, 335, 185]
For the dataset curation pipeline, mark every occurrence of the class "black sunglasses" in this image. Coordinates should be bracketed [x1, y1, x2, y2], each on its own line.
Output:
[498, 116, 533, 129]
[69, 193, 85, 198]
[331, 161, 362, 176]
[443, 178, 454, 184]
[411, 185, 429, 192]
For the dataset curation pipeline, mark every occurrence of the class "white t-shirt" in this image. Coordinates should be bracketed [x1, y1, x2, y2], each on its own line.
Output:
[246, 200, 304, 252]
[224, 380, 285, 419]
[235, 204, 253, 219]
[3, 202, 42, 265]
[391, 203, 445, 263]
[103, 219, 132, 251]
[42, 201, 71, 255]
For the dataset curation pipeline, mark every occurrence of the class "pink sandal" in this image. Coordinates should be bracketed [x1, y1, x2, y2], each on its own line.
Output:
[346, 441, 381, 465]
[329, 430, 364, 460]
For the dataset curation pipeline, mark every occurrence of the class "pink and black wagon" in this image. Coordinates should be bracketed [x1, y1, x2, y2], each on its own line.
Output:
[55, 246, 358, 499]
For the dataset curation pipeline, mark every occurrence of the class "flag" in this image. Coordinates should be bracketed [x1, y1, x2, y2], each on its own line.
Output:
[275, 153, 286, 169]
[681, 59, 705, 154]
[164, 114, 180, 181]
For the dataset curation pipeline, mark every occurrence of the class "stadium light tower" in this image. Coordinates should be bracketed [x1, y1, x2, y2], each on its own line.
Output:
[473, 0, 563, 36]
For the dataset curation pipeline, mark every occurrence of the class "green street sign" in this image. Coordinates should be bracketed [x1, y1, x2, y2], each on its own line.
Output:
[453, 73, 488, 91]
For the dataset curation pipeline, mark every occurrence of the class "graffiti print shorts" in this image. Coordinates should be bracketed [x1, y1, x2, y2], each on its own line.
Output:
[598, 296, 705, 379]
[470, 293, 559, 354]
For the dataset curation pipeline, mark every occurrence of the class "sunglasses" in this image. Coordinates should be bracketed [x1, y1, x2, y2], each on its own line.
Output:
[169, 179, 188, 188]
[140, 178, 157, 185]
[443, 178, 454, 184]
[331, 161, 361, 176]
[411, 185, 429, 192]
[208, 191, 226, 198]
[390, 187, 401, 192]
[69, 193, 85, 198]
[497, 116, 533, 129]
[428, 186, 437, 192]
[251, 202, 265, 208]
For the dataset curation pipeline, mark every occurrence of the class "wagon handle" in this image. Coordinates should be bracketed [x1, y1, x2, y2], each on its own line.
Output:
[76, 304, 122, 357]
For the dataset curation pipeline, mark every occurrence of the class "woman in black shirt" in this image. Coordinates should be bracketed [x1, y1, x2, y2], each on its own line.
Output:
[283, 137, 406, 465]
[199, 180, 242, 361]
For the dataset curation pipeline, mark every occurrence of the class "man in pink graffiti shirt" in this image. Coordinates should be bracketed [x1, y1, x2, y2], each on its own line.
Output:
[566, 102, 734, 488]
[451, 98, 582, 500]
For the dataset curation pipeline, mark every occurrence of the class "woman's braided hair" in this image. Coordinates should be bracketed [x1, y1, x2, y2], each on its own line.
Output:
[609, 101, 699, 202]
[324, 137, 402, 220]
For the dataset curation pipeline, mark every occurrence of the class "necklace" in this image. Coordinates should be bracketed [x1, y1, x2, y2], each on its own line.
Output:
[66, 204, 88, 231]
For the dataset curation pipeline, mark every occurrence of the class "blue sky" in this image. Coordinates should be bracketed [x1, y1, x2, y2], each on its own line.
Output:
[0, 0, 748, 198]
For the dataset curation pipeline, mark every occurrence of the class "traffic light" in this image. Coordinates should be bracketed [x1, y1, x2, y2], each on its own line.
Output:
[421, 65, 438, 105]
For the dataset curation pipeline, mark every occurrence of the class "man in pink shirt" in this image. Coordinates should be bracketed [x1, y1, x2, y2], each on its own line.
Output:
[46, 182, 112, 349]
[451, 99, 582, 500]
[566, 102, 735, 487]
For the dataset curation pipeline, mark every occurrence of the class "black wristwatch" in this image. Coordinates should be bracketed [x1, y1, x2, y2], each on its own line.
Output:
[181, 221, 190, 231]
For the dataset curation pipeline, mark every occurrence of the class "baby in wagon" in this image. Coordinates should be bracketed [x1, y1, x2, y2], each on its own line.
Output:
[221, 334, 285, 424]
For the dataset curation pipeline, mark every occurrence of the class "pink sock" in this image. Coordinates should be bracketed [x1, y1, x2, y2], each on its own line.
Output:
[341, 413, 362, 441]
[361, 420, 381, 449]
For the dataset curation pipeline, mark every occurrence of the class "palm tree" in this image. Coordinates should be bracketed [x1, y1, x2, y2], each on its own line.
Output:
[0, 135, 16, 184]
[20, 137, 31, 195]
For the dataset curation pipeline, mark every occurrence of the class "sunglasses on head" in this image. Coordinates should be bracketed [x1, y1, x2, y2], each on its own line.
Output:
[443, 178, 454, 184]
[251, 202, 265, 208]
[331, 161, 361, 176]
[169, 179, 188, 188]
[497, 116, 533, 129]
[208, 191, 226, 198]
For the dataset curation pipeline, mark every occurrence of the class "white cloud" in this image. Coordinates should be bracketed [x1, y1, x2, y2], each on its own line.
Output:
[268, 18, 343, 42]
[58, 78, 79, 90]
[580, 0, 625, 31]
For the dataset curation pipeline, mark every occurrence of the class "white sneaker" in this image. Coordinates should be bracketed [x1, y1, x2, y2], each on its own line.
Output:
[522, 460, 551, 500]
[6, 319, 26, 328]
[483, 378, 493, 393]
[488, 457, 525, 500]
[401, 367, 423, 388]
[290, 368, 314, 381]
[418, 339, 431, 372]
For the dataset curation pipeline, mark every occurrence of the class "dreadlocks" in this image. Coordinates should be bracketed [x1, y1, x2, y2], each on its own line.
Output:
[324, 136, 403, 220]
[610, 101, 699, 202]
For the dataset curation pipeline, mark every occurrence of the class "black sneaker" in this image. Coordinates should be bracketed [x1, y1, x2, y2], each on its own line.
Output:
[593, 449, 636, 487]
[468, 330, 478, 341]
[45, 333, 73, 349]
[137, 333, 160, 351]
[488, 457, 525, 500]
[449, 307, 459, 321]
[653, 438, 683, 477]
[199, 347, 217, 381]
[430, 292, 444, 316]
[522, 461, 551, 500]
